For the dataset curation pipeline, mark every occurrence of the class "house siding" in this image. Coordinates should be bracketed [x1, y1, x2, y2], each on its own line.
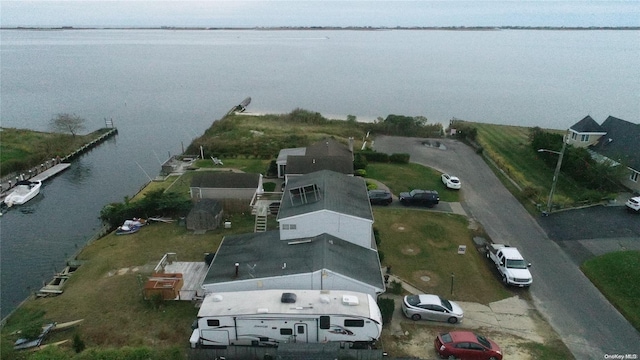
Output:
[279, 210, 373, 248]
[202, 269, 381, 298]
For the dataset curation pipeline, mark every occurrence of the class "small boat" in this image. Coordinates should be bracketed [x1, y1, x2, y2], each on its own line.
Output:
[116, 218, 147, 235]
[14, 319, 83, 351]
[3, 180, 42, 207]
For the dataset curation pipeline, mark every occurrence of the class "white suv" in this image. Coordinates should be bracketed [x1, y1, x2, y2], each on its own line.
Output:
[626, 196, 640, 213]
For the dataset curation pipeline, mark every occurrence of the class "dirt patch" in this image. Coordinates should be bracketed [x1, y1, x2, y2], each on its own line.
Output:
[381, 294, 559, 359]
[411, 270, 439, 287]
[401, 244, 421, 256]
[391, 223, 408, 231]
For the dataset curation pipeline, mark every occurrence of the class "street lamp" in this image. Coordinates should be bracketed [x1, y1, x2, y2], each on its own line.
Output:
[537, 131, 569, 214]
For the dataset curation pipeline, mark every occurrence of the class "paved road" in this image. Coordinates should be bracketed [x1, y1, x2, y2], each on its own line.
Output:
[373, 136, 640, 359]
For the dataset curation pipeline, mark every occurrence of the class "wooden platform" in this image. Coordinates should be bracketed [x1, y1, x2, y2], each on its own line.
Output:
[161, 261, 208, 301]
[31, 163, 71, 182]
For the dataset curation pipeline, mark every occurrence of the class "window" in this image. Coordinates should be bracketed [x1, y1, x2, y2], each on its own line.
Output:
[280, 328, 293, 335]
[630, 171, 638, 183]
[571, 132, 578, 140]
[297, 325, 305, 334]
[581, 134, 589, 142]
[282, 224, 297, 230]
[344, 319, 364, 327]
[319, 316, 330, 329]
[206, 319, 220, 326]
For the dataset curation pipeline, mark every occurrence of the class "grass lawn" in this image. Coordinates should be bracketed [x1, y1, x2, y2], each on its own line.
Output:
[367, 163, 460, 203]
[581, 250, 640, 332]
[374, 208, 511, 304]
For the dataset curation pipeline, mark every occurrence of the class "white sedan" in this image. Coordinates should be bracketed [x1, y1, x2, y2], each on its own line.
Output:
[401, 294, 464, 323]
[441, 173, 461, 189]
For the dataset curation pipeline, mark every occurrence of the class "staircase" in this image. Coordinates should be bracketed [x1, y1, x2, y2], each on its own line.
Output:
[254, 202, 269, 232]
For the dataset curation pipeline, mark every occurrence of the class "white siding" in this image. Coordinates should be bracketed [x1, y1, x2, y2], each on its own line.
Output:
[279, 210, 373, 248]
[202, 270, 380, 298]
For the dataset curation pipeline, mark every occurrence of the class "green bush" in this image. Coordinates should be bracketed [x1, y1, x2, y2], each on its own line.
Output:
[377, 297, 395, 325]
[389, 153, 410, 164]
[354, 169, 367, 177]
[357, 150, 389, 163]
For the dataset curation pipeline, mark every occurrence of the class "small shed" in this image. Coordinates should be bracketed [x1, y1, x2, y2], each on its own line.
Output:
[186, 199, 223, 232]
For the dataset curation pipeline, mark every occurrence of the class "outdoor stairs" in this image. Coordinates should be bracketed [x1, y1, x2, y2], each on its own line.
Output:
[254, 215, 267, 232]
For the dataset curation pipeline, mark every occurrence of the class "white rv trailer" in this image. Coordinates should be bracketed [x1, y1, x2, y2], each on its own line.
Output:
[190, 289, 382, 348]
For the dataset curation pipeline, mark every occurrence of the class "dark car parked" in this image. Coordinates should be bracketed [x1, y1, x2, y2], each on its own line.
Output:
[399, 189, 439, 207]
[368, 189, 393, 205]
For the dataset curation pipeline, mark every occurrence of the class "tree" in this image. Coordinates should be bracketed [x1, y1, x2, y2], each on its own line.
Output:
[50, 113, 86, 137]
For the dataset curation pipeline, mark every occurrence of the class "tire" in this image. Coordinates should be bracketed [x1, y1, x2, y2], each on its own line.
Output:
[489, 357, 498, 360]
[447, 317, 458, 324]
[411, 314, 421, 321]
[448, 355, 457, 360]
[502, 275, 508, 285]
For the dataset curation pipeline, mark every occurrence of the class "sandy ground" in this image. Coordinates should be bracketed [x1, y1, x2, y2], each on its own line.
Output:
[381, 294, 556, 359]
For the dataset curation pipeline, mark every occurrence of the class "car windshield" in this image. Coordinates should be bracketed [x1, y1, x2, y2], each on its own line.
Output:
[439, 297, 453, 311]
[440, 333, 453, 343]
[506, 259, 528, 269]
[450, 179, 460, 184]
[409, 190, 422, 196]
[405, 295, 420, 306]
[475, 334, 492, 349]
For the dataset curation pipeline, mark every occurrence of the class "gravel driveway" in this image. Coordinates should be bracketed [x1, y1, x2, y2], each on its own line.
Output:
[373, 135, 640, 359]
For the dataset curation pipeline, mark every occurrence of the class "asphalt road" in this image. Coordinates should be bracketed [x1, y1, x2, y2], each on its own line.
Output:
[373, 136, 640, 359]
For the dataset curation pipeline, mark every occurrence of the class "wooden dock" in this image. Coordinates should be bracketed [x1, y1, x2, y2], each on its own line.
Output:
[31, 163, 71, 182]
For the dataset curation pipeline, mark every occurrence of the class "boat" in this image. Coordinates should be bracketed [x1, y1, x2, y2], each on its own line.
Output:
[116, 218, 147, 235]
[14, 319, 83, 351]
[3, 180, 42, 207]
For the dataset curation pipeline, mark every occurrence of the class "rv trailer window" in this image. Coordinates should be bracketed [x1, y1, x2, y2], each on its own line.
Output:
[207, 319, 220, 327]
[344, 319, 365, 327]
[280, 328, 293, 335]
[319, 316, 330, 329]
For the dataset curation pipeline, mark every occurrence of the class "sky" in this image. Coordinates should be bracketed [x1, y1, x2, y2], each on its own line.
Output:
[1, 1, 639, 28]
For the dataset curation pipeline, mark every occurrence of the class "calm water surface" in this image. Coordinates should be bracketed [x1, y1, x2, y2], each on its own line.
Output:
[1, 29, 638, 318]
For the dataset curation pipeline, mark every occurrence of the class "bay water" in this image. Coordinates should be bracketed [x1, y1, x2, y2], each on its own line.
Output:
[1, 29, 638, 319]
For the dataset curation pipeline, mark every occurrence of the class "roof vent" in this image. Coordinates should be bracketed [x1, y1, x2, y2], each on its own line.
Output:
[212, 294, 224, 302]
[281, 292, 297, 303]
[342, 295, 359, 306]
[319, 295, 331, 304]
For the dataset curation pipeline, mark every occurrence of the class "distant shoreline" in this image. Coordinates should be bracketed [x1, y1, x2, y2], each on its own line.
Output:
[2, 26, 639, 31]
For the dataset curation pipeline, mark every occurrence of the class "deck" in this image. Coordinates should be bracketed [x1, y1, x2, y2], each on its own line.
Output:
[154, 253, 209, 301]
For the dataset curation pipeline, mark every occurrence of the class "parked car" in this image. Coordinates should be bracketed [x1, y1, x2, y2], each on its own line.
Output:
[626, 196, 640, 213]
[399, 189, 439, 207]
[402, 294, 463, 323]
[441, 173, 461, 190]
[368, 189, 393, 205]
[434, 331, 503, 360]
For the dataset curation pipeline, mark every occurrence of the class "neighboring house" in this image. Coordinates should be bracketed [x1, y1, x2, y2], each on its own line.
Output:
[201, 231, 385, 298]
[275, 137, 354, 179]
[568, 116, 640, 193]
[278, 170, 374, 249]
[590, 116, 640, 192]
[190, 172, 260, 212]
[190, 172, 259, 200]
[186, 199, 223, 232]
[567, 115, 607, 148]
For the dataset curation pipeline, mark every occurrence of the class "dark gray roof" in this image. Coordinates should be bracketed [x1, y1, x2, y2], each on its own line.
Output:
[286, 155, 354, 175]
[570, 115, 605, 133]
[190, 172, 259, 189]
[191, 199, 222, 214]
[278, 170, 373, 221]
[305, 137, 352, 158]
[591, 116, 640, 170]
[203, 231, 384, 290]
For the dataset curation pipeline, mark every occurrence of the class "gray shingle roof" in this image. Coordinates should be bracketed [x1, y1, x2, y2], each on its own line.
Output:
[285, 155, 354, 175]
[203, 231, 384, 290]
[591, 116, 640, 170]
[190, 172, 259, 189]
[570, 115, 605, 133]
[278, 170, 373, 221]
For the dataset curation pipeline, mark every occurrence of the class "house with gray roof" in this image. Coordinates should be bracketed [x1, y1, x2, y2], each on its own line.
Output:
[568, 115, 607, 148]
[568, 116, 640, 192]
[201, 231, 385, 298]
[277, 170, 374, 249]
[190, 172, 260, 213]
[275, 137, 354, 179]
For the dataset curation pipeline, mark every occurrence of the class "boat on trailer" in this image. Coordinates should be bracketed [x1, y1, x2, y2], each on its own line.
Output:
[3, 180, 42, 207]
[190, 289, 382, 349]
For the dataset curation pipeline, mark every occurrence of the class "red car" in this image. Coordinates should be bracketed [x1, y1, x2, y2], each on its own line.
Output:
[434, 331, 502, 360]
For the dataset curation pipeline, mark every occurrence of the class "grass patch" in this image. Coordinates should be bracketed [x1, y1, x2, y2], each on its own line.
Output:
[581, 250, 640, 332]
[367, 163, 460, 203]
[374, 208, 511, 304]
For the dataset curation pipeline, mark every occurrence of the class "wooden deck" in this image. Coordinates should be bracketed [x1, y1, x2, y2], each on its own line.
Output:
[31, 163, 71, 182]
[162, 261, 208, 301]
